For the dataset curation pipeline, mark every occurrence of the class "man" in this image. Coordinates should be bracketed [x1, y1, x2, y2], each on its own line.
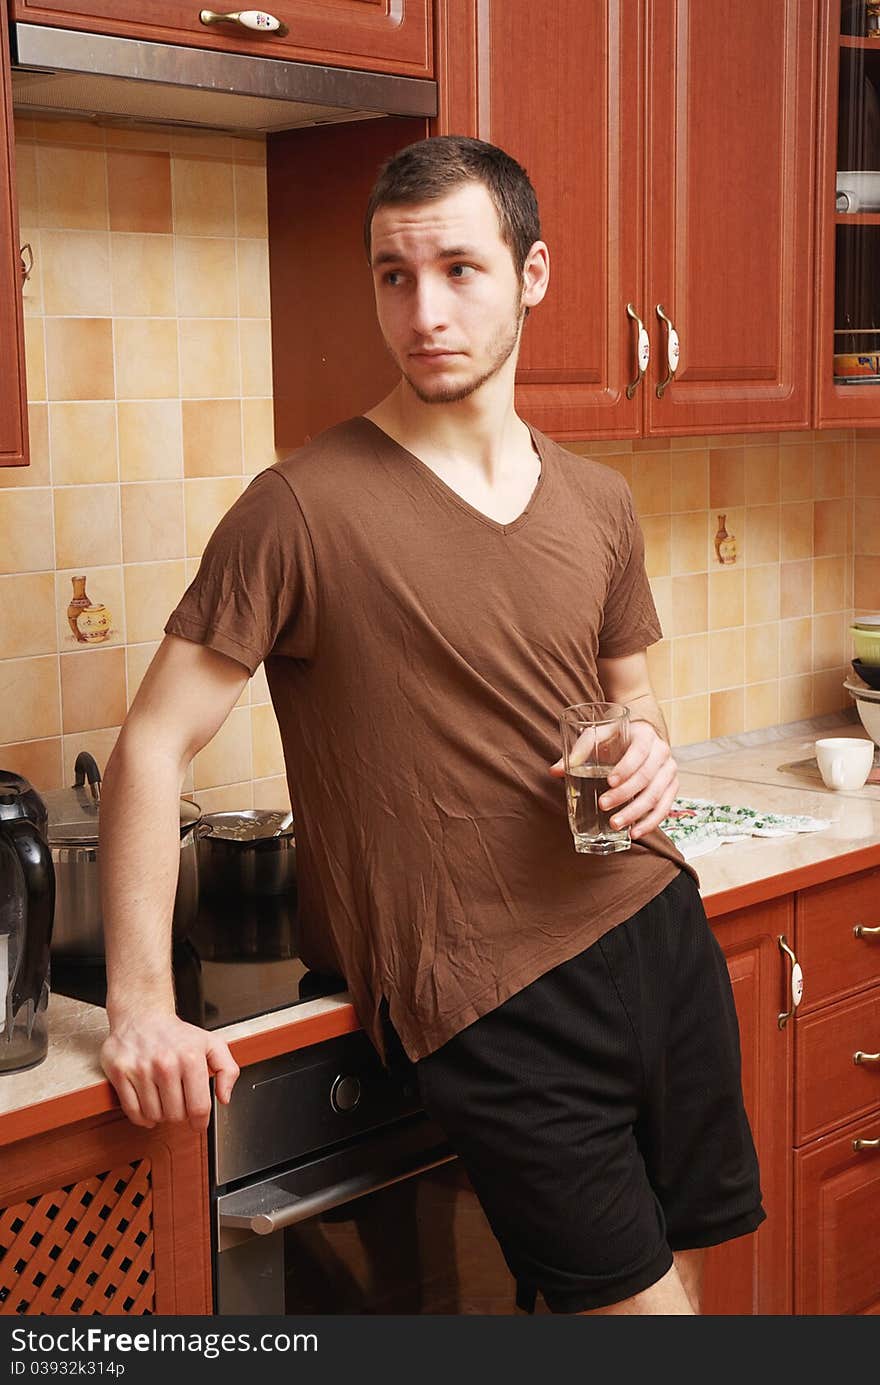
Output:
[99, 136, 764, 1315]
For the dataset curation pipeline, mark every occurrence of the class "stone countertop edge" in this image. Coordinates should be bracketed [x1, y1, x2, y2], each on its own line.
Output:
[2, 712, 879, 1142]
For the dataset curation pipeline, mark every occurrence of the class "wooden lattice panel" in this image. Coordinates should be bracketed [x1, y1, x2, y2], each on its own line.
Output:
[0, 1160, 155, 1315]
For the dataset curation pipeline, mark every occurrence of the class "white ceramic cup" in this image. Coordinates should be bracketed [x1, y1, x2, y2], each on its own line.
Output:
[815, 737, 875, 791]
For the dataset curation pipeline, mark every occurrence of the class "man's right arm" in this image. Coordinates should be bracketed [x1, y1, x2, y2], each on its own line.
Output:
[99, 634, 250, 1130]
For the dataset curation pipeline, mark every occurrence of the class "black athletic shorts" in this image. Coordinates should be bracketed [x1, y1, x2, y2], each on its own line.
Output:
[412, 868, 766, 1314]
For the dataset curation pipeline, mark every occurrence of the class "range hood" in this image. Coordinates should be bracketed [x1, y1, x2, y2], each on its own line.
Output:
[10, 24, 437, 135]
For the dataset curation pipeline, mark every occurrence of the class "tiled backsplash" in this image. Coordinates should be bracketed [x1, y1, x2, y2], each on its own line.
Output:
[0, 117, 876, 805]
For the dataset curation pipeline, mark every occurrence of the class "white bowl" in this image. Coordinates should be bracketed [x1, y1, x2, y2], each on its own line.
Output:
[844, 678, 880, 746]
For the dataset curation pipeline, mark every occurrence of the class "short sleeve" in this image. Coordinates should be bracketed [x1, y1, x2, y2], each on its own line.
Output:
[597, 486, 663, 658]
[164, 469, 319, 675]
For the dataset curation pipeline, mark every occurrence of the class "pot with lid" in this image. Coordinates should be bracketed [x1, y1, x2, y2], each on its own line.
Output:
[44, 751, 202, 961]
[194, 809, 297, 959]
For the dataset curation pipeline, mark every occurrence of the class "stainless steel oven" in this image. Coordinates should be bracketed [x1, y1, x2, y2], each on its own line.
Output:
[212, 1029, 527, 1315]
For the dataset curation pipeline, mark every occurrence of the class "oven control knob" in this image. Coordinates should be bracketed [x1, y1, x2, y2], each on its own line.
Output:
[330, 1074, 362, 1113]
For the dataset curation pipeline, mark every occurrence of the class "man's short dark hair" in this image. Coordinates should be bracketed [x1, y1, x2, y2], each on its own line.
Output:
[364, 135, 541, 276]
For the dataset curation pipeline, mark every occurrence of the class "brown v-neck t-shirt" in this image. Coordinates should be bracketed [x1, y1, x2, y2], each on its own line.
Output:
[166, 416, 690, 1064]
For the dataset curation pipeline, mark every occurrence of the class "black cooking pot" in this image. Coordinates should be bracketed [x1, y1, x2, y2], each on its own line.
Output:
[196, 809, 296, 900]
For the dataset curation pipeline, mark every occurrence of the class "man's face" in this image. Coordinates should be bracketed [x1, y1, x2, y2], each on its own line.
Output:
[369, 181, 538, 405]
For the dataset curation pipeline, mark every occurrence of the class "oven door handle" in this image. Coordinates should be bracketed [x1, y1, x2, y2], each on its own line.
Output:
[217, 1139, 456, 1236]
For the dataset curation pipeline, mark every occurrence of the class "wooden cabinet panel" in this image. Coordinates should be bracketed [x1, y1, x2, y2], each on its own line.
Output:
[795, 1111, 880, 1315]
[646, 0, 816, 434]
[795, 986, 880, 1146]
[796, 867, 880, 1015]
[0, 4, 29, 468]
[10, 1, 433, 76]
[701, 899, 794, 1316]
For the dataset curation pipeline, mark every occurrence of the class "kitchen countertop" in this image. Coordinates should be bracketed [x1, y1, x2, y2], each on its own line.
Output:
[3, 713, 879, 1142]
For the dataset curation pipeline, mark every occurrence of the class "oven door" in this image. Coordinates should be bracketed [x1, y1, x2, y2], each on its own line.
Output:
[215, 1111, 520, 1315]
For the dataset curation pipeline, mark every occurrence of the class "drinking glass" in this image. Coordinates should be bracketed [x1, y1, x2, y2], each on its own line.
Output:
[559, 702, 631, 854]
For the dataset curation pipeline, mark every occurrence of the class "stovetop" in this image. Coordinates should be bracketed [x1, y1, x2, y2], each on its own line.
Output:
[50, 900, 349, 1030]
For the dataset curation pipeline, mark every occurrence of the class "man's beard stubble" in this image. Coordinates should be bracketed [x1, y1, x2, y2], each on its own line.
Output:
[392, 300, 525, 406]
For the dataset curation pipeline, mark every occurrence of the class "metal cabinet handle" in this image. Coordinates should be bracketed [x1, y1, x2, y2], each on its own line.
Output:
[854, 1051, 880, 1065]
[854, 923, 880, 938]
[777, 934, 803, 1030]
[853, 1138, 880, 1151]
[655, 304, 680, 398]
[625, 303, 650, 399]
[20, 243, 33, 286]
[199, 9, 289, 37]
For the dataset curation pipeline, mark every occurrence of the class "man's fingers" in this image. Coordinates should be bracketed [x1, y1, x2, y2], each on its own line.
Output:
[113, 1073, 157, 1130]
[208, 1041, 240, 1106]
[181, 1052, 215, 1131]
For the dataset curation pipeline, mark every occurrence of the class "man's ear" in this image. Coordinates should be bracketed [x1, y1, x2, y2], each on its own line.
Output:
[521, 240, 550, 311]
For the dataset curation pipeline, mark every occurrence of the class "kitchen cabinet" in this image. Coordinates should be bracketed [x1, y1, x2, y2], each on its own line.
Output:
[0, 2, 28, 468]
[792, 866, 880, 1313]
[9, 1, 433, 78]
[0, 1110, 211, 1314]
[700, 899, 794, 1316]
[816, 1, 880, 425]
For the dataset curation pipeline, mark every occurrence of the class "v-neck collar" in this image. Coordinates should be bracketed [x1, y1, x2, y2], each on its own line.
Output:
[357, 415, 549, 537]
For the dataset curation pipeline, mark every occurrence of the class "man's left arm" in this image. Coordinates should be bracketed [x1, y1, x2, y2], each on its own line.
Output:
[550, 650, 679, 841]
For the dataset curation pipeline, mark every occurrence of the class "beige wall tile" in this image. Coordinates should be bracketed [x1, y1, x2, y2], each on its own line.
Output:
[242, 398, 279, 475]
[813, 667, 849, 716]
[56, 567, 125, 650]
[781, 501, 813, 561]
[709, 448, 745, 508]
[671, 694, 709, 747]
[54, 485, 121, 569]
[709, 567, 744, 628]
[0, 490, 54, 574]
[114, 319, 179, 399]
[19, 226, 43, 318]
[192, 704, 251, 789]
[744, 445, 780, 505]
[50, 402, 118, 484]
[121, 481, 186, 563]
[172, 158, 235, 237]
[745, 565, 779, 624]
[813, 556, 846, 613]
[672, 634, 708, 698]
[780, 617, 813, 677]
[813, 611, 848, 670]
[744, 506, 780, 566]
[117, 401, 182, 481]
[37, 145, 108, 230]
[41, 230, 111, 316]
[0, 573, 56, 659]
[107, 150, 172, 234]
[855, 498, 880, 555]
[0, 406, 49, 489]
[45, 318, 114, 401]
[110, 234, 176, 316]
[125, 641, 160, 705]
[631, 454, 671, 517]
[710, 688, 745, 738]
[854, 440, 880, 497]
[745, 623, 779, 683]
[176, 237, 237, 317]
[60, 646, 127, 733]
[744, 681, 779, 732]
[61, 728, 120, 784]
[234, 164, 268, 238]
[648, 577, 672, 636]
[182, 400, 242, 477]
[779, 674, 813, 724]
[645, 640, 671, 701]
[24, 317, 46, 401]
[236, 240, 271, 318]
[179, 320, 239, 398]
[105, 127, 171, 152]
[854, 555, 880, 611]
[668, 451, 708, 512]
[671, 512, 708, 575]
[669, 575, 707, 636]
[33, 119, 104, 147]
[641, 515, 670, 578]
[171, 130, 241, 162]
[192, 782, 254, 812]
[239, 319, 273, 397]
[251, 702, 285, 778]
[632, 437, 670, 453]
[249, 662, 270, 705]
[0, 656, 61, 743]
[184, 477, 242, 557]
[124, 561, 187, 643]
[780, 447, 815, 502]
[709, 627, 744, 688]
[814, 440, 847, 499]
[15, 142, 38, 225]
[814, 498, 848, 557]
[252, 776, 291, 812]
[0, 737, 63, 790]
[231, 136, 264, 165]
[598, 455, 633, 484]
[710, 507, 742, 566]
[780, 560, 812, 619]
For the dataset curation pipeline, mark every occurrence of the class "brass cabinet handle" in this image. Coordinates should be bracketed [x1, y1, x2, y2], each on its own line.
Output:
[777, 934, 803, 1030]
[853, 1138, 880, 1151]
[655, 303, 680, 398]
[199, 9, 289, 37]
[625, 303, 650, 399]
[854, 1051, 880, 1065]
[854, 923, 880, 938]
[20, 243, 33, 285]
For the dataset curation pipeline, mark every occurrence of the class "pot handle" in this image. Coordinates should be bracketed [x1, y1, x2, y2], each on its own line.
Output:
[73, 750, 102, 802]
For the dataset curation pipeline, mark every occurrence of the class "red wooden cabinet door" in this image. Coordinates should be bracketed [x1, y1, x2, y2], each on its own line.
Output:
[646, 0, 817, 436]
[700, 899, 794, 1316]
[0, 4, 29, 467]
[10, 1, 433, 77]
[795, 1111, 880, 1315]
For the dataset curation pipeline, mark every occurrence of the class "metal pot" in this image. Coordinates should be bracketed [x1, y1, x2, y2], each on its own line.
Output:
[196, 809, 296, 900]
[45, 751, 203, 962]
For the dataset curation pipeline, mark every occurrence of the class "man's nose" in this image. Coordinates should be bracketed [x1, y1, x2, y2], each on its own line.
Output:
[411, 277, 448, 335]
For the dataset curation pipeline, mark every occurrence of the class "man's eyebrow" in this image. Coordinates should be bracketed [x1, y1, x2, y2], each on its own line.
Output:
[370, 245, 481, 269]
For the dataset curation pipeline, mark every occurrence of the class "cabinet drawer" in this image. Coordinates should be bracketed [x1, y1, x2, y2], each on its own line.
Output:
[795, 985, 880, 1145]
[795, 869, 880, 1013]
[795, 1111, 880, 1315]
